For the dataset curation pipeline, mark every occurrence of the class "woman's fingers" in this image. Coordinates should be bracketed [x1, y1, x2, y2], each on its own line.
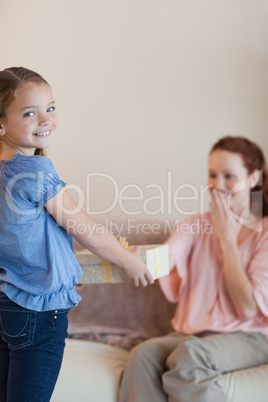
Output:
[210, 189, 229, 219]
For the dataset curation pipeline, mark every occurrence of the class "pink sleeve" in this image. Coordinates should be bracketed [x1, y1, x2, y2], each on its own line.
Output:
[247, 228, 268, 317]
[159, 215, 196, 302]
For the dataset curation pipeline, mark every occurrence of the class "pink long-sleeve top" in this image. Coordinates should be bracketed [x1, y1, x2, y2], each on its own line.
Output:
[159, 213, 268, 338]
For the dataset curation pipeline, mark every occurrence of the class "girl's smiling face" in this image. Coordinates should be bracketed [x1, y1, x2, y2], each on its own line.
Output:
[0, 82, 58, 156]
[208, 150, 253, 213]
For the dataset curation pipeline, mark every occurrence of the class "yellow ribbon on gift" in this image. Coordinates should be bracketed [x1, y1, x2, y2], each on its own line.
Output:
[154, 247, 160, 279]
[119, 237, 130, 249]
[100, 258, 114, 283]
[100, 237, 130, 283]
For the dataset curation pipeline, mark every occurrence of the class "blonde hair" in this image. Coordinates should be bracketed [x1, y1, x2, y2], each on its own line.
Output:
[0, 67, 50, 157]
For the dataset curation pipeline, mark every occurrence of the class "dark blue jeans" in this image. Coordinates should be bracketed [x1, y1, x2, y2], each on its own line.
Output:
[0, 292, 70, 401]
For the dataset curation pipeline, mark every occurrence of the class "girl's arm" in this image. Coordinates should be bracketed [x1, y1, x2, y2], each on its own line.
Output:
[45, 187, 154, 287]
[210, 189, 258, 320]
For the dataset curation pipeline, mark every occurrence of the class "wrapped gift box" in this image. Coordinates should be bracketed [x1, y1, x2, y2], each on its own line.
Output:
[75, 244, 169, 284]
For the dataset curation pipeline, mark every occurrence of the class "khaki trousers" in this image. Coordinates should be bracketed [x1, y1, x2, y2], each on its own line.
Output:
[119, 331, 268, 402]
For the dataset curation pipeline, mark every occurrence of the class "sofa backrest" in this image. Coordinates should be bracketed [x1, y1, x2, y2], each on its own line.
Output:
[70, 224, 176, 337]
[69, 281, 176, 337]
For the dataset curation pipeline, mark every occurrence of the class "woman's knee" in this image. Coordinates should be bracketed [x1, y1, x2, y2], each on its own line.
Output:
[166, 336, 217, 374]
[129, 338, 162, 363]
[129, 335, 179, 371]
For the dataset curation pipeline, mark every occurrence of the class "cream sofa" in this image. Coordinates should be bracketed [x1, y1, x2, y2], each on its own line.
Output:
[52, 336, 268, 402]
[52, 230, 268, 402]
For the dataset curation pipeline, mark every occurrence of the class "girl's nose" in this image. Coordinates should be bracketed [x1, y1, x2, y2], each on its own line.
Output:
[38, 114, 49, 126]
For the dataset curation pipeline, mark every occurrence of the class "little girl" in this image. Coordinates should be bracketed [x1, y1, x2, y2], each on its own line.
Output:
[0, 67, 153, 402]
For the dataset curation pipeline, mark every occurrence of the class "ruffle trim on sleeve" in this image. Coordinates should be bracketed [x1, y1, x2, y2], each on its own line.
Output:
[38, 178, 67, 208]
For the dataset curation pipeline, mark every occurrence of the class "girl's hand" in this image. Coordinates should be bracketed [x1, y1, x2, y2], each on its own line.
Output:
[209, 188, 242, 246]
[122, 246, 154, 287]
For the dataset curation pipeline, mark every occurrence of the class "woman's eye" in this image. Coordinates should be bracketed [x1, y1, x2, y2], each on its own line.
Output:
[47, 106, 56, 112]
[209, 173, 216, 179]
[224, 174, 234, 180]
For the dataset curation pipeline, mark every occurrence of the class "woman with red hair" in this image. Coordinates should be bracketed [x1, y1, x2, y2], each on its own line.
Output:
[120, 136, 268, 402]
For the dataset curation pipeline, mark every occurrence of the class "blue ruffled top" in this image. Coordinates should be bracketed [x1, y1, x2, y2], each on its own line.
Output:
[0, 153, 82, 311]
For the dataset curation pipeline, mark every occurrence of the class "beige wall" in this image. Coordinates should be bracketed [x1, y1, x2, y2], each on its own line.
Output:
[1, 0, 268, 239]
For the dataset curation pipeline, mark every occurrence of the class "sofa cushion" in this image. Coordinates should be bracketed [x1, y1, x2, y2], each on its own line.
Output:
[221, 362, 268, 402]
[52, 339, 128, 402]
[52, 338, 268, 402]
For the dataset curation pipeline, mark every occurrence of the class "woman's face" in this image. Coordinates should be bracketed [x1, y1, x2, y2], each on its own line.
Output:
[208, 149, 252, 211]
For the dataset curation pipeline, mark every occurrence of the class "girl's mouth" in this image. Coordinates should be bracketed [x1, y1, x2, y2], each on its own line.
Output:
[33, 130, 51, 137]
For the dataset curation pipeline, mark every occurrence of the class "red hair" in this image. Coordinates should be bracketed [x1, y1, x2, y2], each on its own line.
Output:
[210, 136, 268, 217]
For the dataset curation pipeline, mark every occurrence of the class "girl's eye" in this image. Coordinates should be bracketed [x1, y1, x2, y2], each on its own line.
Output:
[24, 111, 34, 117]
[47, 106, 56, 112]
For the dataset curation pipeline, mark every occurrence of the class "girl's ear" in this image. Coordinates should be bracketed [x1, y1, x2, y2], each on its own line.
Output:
[0, 123, 6, 137]
[250, 169, 261, 189]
